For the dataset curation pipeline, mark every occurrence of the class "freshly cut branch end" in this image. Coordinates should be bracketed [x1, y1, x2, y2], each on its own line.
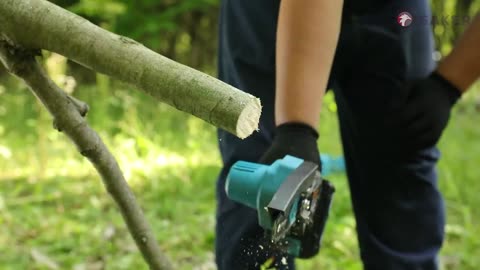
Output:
[236, 97, 261, 139]
[0, 0, 264, 140]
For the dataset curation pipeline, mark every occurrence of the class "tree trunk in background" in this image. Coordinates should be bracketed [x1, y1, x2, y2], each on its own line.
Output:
[431, 0, 475, 55]
[0, 65, 6, 77]
[452, 0, 474, 43]
[189, 11, 203, 69]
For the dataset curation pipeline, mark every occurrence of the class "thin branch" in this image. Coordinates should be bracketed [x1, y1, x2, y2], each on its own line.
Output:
[0, 41, 173, 270]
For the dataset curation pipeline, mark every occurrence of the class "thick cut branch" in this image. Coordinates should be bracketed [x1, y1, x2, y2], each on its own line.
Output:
[0, 42, 172, 270]
[0, 0, 261, 139]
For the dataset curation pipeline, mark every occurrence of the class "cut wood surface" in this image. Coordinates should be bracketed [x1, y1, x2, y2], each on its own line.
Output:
[0, 0, 261, 139]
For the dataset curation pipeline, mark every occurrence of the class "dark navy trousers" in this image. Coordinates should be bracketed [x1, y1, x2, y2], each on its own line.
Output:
[215, 1, 444, 269]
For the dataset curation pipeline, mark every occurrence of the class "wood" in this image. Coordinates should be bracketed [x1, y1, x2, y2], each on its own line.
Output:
[0, 0, 261, 139]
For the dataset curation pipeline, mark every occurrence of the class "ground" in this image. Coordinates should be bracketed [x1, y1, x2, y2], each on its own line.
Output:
[0, 78, 478, 269]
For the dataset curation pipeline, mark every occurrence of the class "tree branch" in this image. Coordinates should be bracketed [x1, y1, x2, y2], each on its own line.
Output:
[67, 95, 89, 117]
[0, 41, 173, 270]
[0, 0, 261, 139]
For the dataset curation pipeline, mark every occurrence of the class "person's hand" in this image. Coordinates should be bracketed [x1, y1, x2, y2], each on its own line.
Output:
[400, 72, 462, 151]
[260, 122, 321, 169]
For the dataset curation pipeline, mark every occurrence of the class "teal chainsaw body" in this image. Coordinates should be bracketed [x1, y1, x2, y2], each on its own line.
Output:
[225, 155, 338, 258]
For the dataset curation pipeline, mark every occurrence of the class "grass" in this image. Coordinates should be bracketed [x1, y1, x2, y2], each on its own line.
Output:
[0, 77, 479, 269]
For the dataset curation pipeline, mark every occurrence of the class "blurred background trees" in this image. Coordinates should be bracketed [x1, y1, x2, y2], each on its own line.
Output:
[54, 0, 220, 75]
[431, 0, 480, 53]
[3, 0, 477, 78]
[7, 0, 474, 80]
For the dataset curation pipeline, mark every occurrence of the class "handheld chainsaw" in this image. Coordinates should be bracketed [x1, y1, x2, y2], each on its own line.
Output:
[225, 155, 337, 258]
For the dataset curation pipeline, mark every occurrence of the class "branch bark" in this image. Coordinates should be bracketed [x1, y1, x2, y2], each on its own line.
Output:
[0, 41, 173, 270]
[0, 0, 261, 139]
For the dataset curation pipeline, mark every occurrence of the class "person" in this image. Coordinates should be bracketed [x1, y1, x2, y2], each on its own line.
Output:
[215, 0, 479, 268]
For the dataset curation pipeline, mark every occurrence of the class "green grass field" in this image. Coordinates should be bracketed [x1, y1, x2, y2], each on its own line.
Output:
[0, 78, 479, 269]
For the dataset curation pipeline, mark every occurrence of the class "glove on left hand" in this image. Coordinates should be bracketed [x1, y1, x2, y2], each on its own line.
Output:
[400, 72, 461, 151]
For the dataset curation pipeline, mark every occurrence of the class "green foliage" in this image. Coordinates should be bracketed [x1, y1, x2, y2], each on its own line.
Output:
[69, 0, 126, 25]
[1, 0, 479, 269]
[47, 0, 480, 78]
[44, 0, 478, 82]
[0, 78, 222, 269]
[116, 0, 216, 33]
[55, 0, 220, 73]
[0, 79, 479, 269]
[430, 0, 478, 55]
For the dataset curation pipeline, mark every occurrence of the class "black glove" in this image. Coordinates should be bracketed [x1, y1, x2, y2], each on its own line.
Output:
[260, 122, 321, 169]
[400, 72, 461, 152]
[260, 122, 327, 259]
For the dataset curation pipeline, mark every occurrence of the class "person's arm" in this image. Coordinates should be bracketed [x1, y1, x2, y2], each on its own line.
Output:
[275, 0, 343, 130]
[437, 14, 480, 92]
